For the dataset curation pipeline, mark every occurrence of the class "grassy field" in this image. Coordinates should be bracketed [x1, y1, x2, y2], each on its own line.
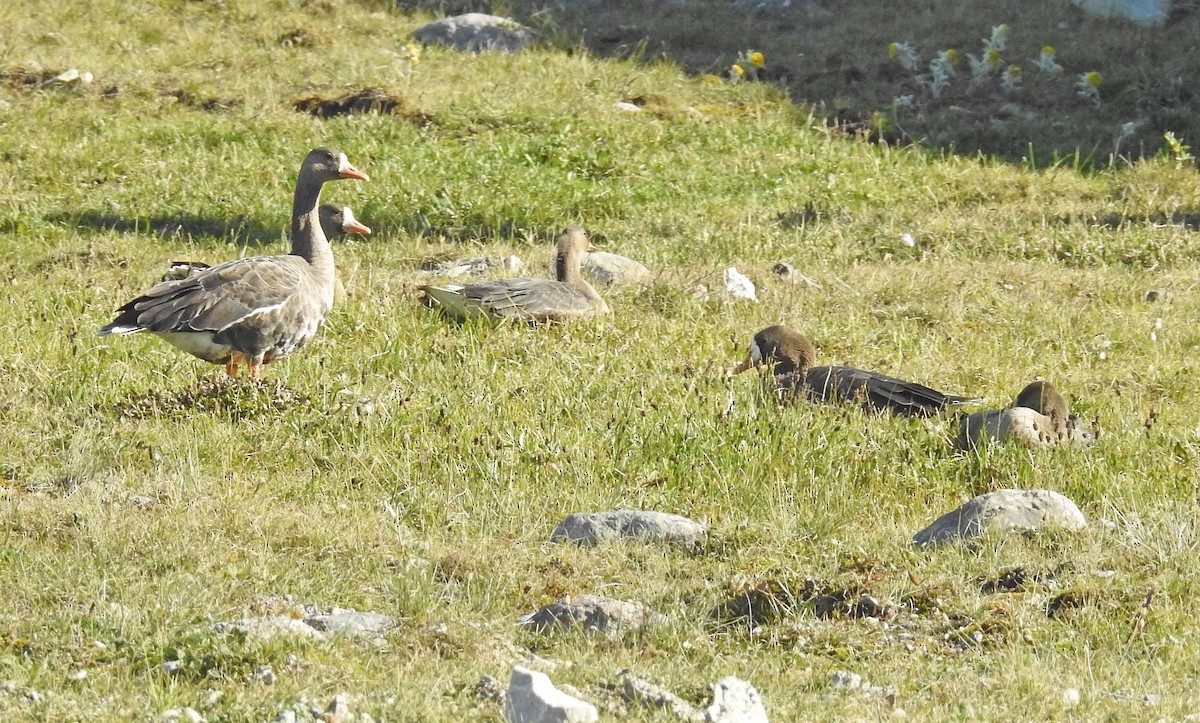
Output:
[2, 0, 1200, 719]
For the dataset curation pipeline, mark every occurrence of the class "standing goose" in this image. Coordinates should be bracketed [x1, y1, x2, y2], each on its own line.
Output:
[162, 204, 371, 282]
[419, 227, 611, 322]
[733, 324, 976, 417]
[98, 148, 369, 379]
[954, 380, 1097, 450]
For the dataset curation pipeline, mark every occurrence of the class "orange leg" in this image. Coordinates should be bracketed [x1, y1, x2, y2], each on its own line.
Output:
[248, 362, 263, 381]
[225, 362, 240, 377]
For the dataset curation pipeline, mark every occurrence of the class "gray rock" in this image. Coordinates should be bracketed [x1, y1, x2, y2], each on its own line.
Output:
[255, 665, 276, 685]
[503, 666, 598, 723]
[704, 677, 768, 723]
[304, 610, 394, 637]
[955, 408, 1097, 451]
[551, 510, 706, 551]
[327, 693, 351, 717]
[213, 616, 324, 639]
[913, 489, 1087, 546]
[413, 14, 534, 53]
[519, 594, 665, 638]
[830, 671, 862, 689]
[582, 252, 652, 286]
[622, 675, 704, 721]
[162, 660, 183, 674]
[126, 494, 161, 508]
[274, 711, 297, 723]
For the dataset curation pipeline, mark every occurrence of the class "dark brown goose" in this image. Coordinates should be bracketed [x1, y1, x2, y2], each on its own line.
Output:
[955, 380, 1097, 450]
[733, 324, 976, 417]
[161, 204, 371, 282]
[419, 227, 611, 322]
[98, 148, 368, 379]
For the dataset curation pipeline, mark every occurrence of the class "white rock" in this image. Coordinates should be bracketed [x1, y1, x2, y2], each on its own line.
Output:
[705, 677, 768, 722]
[503, 666, 598, 723]
[913, 489, 1087, 546]
[614, 101, 642, 112]
[413, 14, 534, 53]
[1063, 688, 1081, 707]
[256, 665, 276, 685]
[274, 711, 297, 723]
[327, 693, 351, 716]
[582, 251, 652, 286]
[830, 671, 862, 689]
[723, 267, 757, 302]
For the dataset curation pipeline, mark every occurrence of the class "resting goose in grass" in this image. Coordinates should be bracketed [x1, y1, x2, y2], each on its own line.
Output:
[419, 227, 611, 323]
[98, 147, 368, 380]
[161, 204, 371, 282]
[733, 324, 977, 417]
[954, 380, 1097, 450]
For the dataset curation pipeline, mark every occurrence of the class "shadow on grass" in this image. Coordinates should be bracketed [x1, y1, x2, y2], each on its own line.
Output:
[393, 0, 1200, 167]
[44, 211, 285, 246]
[111, 376, 313, 421]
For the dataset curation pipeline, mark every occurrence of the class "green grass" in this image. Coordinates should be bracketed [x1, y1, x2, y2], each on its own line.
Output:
[2, 0, 1200, 719]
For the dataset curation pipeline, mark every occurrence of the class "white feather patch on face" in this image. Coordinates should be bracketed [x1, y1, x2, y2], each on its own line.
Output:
[749, 339, 763, 364]
[342, 206, 358, 226]
[338, 152, 350, 173]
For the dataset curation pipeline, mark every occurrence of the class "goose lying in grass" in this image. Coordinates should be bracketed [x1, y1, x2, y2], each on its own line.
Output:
[419, 227, 611, 323]
[161, 205, 370, 282]
[954, 380, 1097, 450]
[733, 324, 977, 417]
[98, 147, 368, 380]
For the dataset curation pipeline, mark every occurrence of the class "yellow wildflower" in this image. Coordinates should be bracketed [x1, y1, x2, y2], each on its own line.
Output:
[1005, 64, 1022, 77]
[731, 64, 745, 77]
[944, 49, 959, 64]
[888, 42, 899, 59]
[1085, 71, 1102, 87]
[1041, 45, 1056, 56]
[985, 49, 1002, 67]
[750, 52, 765, 68]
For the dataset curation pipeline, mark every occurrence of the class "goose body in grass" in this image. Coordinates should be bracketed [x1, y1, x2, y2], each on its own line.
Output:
[98, 147, 369, 379]
[161, 205, 371, 282]
[733, 324, 977, 417]
[419, 227, 611, 323]
[955, 380, 1097, 450]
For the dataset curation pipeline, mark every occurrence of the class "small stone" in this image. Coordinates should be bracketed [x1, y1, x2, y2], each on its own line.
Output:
[722, 267, 757, 302]
[550, 510, 706, 551]
[519, 594, 665, 638]
[182, 709, 204, 723]
[70, 670, 87, 681]
[162, 660, 183, 674]
[1144, 289, 1163, 302]
[275, 711, 297, 723]
[614, 101, 642, 112]
[327, 693, 351, 716]
[831, 671, 862, 689]
[503, 666, 598, 723]
[303, 610, 394, 637]
[127, 494, 161, 508]
[213, 616, 323, 640]
[200, 690, 223, 708]
[22, 688, 43, 703]
[503, 255, 525, 272]
[704, 677, 768, 723]
[475, 675, 506, 702]
[1063, 688, 1081, 707]
[771, 262, 821, 289]
[256, 665, 276, 686]
[913, 489, 1087, 546]
[0, 680, 17, 692]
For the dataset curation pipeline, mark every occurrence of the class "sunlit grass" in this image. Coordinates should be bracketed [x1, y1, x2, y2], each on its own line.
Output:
[1, 0, 1199, 719]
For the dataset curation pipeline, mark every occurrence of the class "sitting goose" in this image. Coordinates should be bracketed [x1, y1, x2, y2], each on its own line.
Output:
[161, 205, 371, 282]
[954, 380, 1097, 450]
[98, 147, 369, 379]
[419, 227, 611, 322]
[161, 204, 371, 282]
[733, 324, 976, 417]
